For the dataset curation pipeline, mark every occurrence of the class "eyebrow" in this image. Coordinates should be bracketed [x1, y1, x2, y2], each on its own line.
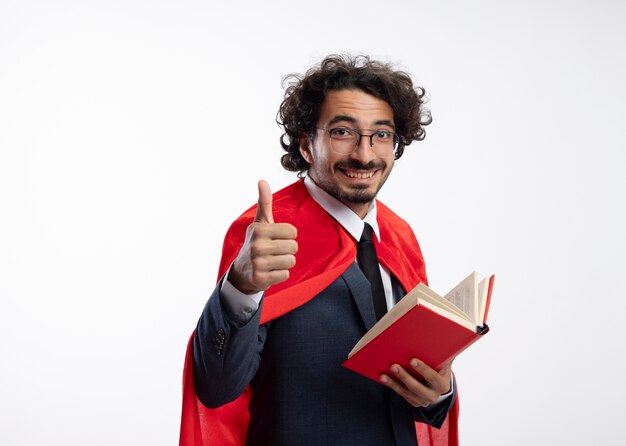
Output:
[326, 115, 396, 130]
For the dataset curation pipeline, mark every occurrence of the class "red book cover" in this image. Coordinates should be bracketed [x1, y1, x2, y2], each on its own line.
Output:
[483, 275, 495, 325]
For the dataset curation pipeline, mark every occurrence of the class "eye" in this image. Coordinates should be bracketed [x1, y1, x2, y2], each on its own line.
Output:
[329, 128, 355, 139]
[374, 130, 392, 140]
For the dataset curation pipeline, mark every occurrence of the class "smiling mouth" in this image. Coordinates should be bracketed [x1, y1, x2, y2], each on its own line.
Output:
[340, 168, 377, 179]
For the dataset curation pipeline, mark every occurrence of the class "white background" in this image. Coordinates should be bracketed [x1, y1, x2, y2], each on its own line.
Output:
[1, 1, 625, 444]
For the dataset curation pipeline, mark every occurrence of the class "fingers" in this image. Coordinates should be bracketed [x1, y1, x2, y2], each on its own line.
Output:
[243, 224, 297, 291]
[380, 360, 453, 408]
[253, 254, 297, 273]
[255, 179, 274, 223]
[250, 223, 298, 243]
[250, 236, 298, 257]
[229, 180, 298, 294]
[250, 256, 295, 287]
[408, 359, 451, 394]
[381, 365, 437, 407]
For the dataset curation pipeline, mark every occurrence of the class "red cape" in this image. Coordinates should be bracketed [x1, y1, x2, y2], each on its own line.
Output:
[180, 180, 459, 446]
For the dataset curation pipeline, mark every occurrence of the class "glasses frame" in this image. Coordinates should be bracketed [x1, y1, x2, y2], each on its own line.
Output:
[317, 127, 400, 155]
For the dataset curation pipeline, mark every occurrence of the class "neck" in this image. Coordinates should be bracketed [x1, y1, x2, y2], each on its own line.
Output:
[346, 202, 371, 220]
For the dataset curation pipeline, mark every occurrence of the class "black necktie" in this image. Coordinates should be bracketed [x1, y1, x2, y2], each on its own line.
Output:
[357, 223, 387, 321]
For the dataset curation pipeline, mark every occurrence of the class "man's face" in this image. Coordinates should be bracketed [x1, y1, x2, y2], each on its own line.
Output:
[300, 89, 396, 218]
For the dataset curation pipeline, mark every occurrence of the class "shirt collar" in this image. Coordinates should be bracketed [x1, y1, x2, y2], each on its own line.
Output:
[303, 174, 380, 242]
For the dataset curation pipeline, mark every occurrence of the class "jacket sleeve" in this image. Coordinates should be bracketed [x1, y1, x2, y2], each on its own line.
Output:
[412, 375, 457, 428]
[192, 275, 268, 408]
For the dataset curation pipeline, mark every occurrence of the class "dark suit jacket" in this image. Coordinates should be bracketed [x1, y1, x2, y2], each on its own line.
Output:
[193, 263, 455, 446]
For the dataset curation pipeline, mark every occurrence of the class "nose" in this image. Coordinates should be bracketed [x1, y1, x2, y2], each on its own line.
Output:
[350, 134, 377, 164]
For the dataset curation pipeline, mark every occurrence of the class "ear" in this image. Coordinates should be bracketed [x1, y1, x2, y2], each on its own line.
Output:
[299, 134, 313, 164]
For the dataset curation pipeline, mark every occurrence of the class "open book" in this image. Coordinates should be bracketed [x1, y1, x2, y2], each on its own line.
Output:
[342, 272, 494, 383]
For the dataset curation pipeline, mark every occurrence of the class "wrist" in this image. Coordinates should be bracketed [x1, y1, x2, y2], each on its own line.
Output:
[227, 262, 260, 295]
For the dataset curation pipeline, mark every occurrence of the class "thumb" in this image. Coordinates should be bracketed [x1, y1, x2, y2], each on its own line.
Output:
[254, 179, 274, 223]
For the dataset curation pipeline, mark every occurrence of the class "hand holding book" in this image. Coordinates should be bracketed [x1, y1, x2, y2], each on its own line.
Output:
[342, 272, 495, 384]
[380, 358, 453, 408]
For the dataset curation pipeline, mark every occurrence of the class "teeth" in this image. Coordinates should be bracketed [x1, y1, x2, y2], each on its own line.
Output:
[344, 170, 375, 179]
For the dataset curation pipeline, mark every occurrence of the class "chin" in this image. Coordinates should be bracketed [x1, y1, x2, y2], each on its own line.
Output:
[338, 185, 379, 205]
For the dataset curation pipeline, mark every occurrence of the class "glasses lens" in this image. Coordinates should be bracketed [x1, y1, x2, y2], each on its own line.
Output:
[371, 131, 398, 155]
[328, 128, 357, 154]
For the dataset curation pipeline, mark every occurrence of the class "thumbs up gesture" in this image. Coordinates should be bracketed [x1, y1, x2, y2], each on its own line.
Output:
[228, 180, 298, 294]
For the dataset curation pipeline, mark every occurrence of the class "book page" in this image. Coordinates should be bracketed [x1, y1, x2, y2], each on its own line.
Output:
[443, 272, 477, 324]
[477, 277, 489, 324]
[414, 285, 469, 320]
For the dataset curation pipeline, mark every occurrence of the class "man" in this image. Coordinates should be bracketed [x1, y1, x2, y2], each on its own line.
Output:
[180, 55, 458, 446]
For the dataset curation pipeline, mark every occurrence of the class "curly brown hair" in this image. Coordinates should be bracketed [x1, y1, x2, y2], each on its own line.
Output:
[277, 54, 432, 174]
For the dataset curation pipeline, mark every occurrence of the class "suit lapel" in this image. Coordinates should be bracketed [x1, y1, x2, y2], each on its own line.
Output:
[343, 265, 408, 332]
[391, 276, 406, 303]
[342, 263, 377, 331]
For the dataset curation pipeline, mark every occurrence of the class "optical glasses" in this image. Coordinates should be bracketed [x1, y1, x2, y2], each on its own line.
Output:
[317, 127, 399, 155]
